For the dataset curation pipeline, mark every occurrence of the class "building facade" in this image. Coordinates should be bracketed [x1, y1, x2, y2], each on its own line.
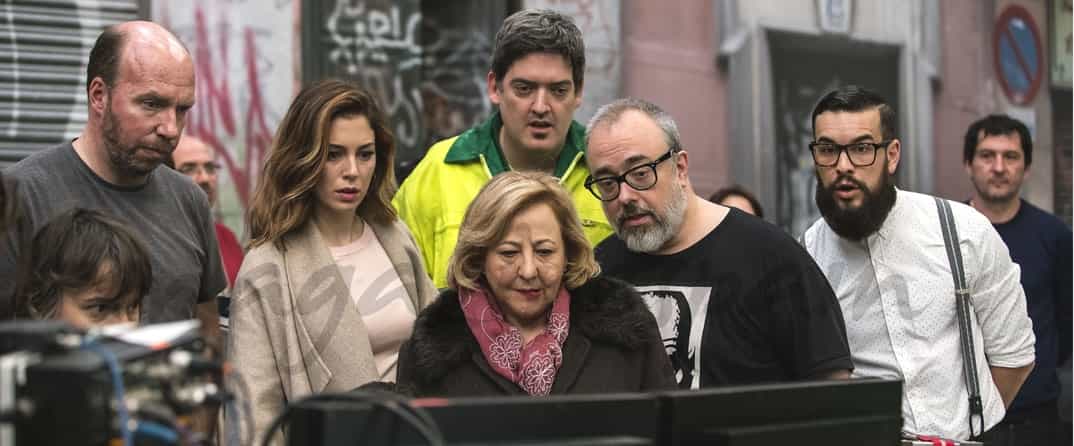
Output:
[2, 0, 1069, 235]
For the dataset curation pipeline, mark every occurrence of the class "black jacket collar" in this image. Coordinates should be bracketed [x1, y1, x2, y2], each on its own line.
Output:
[406, 276, 653, 389]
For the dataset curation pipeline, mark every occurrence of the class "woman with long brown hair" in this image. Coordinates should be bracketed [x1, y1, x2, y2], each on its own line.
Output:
[228, 79, 435, 445]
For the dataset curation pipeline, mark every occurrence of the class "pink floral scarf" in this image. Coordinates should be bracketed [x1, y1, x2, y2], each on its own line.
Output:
[459, 286, 571, 395]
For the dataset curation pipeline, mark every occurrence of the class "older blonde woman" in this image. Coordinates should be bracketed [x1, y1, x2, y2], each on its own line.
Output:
[397, 171, 674, 396]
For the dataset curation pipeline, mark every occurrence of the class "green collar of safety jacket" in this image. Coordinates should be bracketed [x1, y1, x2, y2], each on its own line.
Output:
[443, 111, 586, 178]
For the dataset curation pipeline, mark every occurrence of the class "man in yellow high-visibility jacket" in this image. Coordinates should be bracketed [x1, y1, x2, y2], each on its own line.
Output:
[393, 9, 612, 288]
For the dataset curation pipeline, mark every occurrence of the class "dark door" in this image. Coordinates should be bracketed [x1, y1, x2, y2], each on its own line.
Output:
[769, 31, 900, 235]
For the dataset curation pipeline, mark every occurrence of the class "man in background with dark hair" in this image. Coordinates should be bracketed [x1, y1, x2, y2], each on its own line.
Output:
[0, 21, 225, 344]
[393, 9, 612, 288]
[801, 85, 1036, 441]
[709, 185, 764, 218]
[963, 114, 1072, 445]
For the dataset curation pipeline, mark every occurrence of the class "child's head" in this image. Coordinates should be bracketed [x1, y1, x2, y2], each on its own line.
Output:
[15, 208, 152, 328]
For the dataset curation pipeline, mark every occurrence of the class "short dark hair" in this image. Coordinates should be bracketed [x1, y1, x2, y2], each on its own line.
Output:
[811, 85, 898, 141]
[86, 25, 126, 90]
[963, 114, 1033, 165]
[14, 208, 151, 321]
[709, 185, 765, 219]
[490, 9, 585, 91]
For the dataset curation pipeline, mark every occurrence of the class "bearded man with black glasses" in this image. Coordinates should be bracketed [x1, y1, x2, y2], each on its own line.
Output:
[585, 98, 852, 389]
[800, 86, 1036, 442]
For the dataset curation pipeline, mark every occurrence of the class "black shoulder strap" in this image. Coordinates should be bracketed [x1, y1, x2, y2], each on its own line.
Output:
[934, 197, 984, 438]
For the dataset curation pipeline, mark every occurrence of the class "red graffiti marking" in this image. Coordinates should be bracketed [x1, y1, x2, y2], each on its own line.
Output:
[184, 6, 274, 208]
[241, 28, 274, 205]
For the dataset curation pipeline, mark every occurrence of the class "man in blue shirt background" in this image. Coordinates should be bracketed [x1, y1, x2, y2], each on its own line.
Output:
[964, 114, 1073, 445]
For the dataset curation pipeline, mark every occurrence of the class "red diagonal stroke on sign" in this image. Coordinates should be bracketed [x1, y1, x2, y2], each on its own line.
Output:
[1002, 25, 1037, 86]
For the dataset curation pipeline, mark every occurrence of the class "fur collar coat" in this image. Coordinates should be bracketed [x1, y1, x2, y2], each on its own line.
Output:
[396, 276, 675, 396]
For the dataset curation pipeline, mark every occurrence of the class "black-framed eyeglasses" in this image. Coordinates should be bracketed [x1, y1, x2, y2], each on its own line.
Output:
[585, 147, 677, 202]
[808, 140, 892, 167]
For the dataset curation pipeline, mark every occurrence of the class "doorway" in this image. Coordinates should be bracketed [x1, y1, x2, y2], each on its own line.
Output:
[768, 31, 900, 235]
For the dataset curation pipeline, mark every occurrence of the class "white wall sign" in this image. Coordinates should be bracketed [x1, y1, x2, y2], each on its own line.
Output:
[818, 0, 853, 34]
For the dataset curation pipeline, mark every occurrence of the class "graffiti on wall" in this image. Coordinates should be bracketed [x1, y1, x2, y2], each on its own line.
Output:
[317, 0, 501, 168]
[325, 1, 421, 71]
[419, 16, 494, 150]
[154, 0, 296, 236]
[525, 0, 621, 123]
[322, 0, 425, 163]
[185, 9, 275, 209]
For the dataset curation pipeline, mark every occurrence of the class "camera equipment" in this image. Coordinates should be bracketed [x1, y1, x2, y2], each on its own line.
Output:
[0, 320, 225, 446]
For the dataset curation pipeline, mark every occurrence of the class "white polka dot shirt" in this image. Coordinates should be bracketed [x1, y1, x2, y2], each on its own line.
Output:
[802, 189, 1036, 440]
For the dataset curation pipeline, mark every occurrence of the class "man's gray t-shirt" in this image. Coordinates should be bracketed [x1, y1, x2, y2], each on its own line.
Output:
[1, 142, 227, 323]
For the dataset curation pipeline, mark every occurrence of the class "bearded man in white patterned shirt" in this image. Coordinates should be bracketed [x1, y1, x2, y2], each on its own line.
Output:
[800, 85, 1035, 441]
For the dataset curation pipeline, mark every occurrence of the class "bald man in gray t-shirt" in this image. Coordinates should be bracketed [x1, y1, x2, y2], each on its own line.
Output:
[2, 142, 226, 324]
[1, 21, 225, 346]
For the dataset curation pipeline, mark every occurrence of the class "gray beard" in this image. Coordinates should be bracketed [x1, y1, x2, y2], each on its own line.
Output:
[618, 182, 687, 253]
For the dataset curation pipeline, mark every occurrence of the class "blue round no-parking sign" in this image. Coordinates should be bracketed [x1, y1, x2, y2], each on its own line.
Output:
[993, 5, 1044, 105]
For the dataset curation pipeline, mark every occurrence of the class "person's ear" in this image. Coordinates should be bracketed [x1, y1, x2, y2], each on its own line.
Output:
[88, 77, 109, 116]
[486, 71, 502, 106]
[572, 82, 583, 109]
[885, 139, 901, 175]
[675, 150, 690, 182]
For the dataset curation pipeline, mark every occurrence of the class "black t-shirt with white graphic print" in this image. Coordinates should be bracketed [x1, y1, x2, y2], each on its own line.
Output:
[596, 208, 852, 388]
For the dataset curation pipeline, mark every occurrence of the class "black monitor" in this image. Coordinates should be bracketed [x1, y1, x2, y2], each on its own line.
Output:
[287, 392, 662, 446]
[663, 378, 903, 445]
[284, 379, 902, 446]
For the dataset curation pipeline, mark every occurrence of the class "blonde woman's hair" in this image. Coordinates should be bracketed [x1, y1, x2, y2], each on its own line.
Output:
[246, 79, 397, 249]
[447, 171, 600, 291]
